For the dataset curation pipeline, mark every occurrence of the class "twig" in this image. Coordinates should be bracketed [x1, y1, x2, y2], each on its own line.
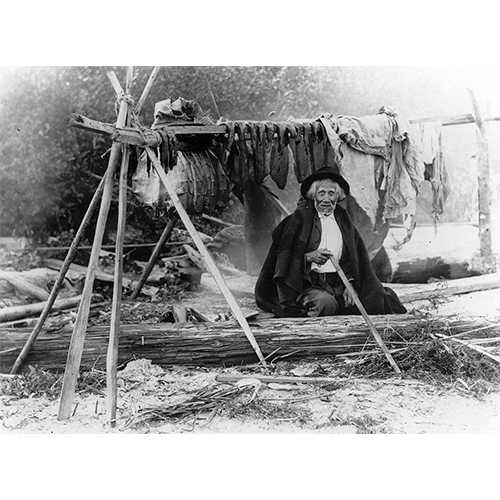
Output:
[435, 333, 500, 364]
[259, 389, 340, 404]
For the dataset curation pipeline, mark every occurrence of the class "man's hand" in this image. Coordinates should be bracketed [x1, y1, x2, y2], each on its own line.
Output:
[305, 248, 333, 265]
[343, 286, 355, 307]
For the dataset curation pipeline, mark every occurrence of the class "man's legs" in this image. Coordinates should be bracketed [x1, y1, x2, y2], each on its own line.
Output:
[298, 287, 339, 317]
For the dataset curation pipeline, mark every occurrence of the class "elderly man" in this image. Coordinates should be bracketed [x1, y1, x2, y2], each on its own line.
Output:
[255, 168, 406, 317]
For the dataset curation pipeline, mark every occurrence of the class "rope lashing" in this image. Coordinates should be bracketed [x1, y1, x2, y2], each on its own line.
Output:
[114, 93, 135, 117]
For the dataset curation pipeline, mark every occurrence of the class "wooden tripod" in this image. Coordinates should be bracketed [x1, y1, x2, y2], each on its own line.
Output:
[10, 67, 267, 426]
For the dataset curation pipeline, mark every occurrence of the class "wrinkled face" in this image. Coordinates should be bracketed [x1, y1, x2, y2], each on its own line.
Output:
[313, 179, 342, 215]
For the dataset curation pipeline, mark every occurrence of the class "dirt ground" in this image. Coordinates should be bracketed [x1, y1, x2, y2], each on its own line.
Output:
[2, 361, 500, 434]
[2, 274, 500, 434]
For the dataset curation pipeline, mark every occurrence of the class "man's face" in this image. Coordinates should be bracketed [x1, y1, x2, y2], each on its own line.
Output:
[314, 179, 342, 215]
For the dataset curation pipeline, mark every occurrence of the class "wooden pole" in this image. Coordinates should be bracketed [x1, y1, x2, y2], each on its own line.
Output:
[468, 89, 496, 273]
[328, 256, 401, 374]
[57, 75, 132, 421]
[410, 112, 500, 127]
[106, 68, 134, 427]
[144, 146, 268, 367]
[105, 144, 129, 426]
[201, 213, 233, 228]
[135, 67, 160, 116]
[10, 176, 106, 374]
[131, 217, 176, 299]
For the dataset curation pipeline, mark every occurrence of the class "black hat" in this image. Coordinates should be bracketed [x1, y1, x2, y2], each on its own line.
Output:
[300, 168, 350, 199]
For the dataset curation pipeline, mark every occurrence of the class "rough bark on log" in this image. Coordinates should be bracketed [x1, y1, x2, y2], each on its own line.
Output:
[0, 314, 495, 373]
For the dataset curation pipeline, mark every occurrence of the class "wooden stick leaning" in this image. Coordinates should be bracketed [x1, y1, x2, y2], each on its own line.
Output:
[131, 217, 176, 299]
[106, 143, 130, 426]
[10, 175, 106, 374]
[328, 256, 401, 374]
[135, 67, 160, 116]
[144, 146, 268, 367]
[434, 333, 500, 364]
[57, 74, 132, 421]
[106, 68, 134, 427]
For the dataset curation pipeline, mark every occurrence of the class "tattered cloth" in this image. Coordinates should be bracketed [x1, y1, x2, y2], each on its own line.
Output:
[254, 201, 406, 317]
[410, 121, 450, 220]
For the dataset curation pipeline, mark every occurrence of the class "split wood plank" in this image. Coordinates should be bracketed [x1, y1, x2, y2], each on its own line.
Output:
[144, 145, 267, 367]
[70, 114, 223, 145]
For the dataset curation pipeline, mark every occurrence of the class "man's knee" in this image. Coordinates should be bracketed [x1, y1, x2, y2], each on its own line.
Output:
[301, 289, 339, 317]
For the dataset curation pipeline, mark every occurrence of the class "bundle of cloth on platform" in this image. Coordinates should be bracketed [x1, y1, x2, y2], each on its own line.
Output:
[131, 98, 231, 213]
[410, 121, 450, 220]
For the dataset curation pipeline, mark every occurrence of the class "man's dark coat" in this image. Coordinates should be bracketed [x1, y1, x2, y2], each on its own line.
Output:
[255, 201, 406, 317]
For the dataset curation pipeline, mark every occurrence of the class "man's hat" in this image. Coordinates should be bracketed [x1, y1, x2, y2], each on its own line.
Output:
[300, 168, 350, 199]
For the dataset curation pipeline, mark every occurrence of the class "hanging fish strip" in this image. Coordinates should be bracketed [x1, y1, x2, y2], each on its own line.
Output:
[156, 128, 179, 171]
[219, 119, 339, 190]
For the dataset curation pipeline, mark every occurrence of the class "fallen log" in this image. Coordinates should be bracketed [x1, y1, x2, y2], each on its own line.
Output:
[43, 258, 143, 289]
[0, 295, 85, 323]
[394, 272, 500, 303]
[1, 314, 497, 373]
[0, 270, 50, 301]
